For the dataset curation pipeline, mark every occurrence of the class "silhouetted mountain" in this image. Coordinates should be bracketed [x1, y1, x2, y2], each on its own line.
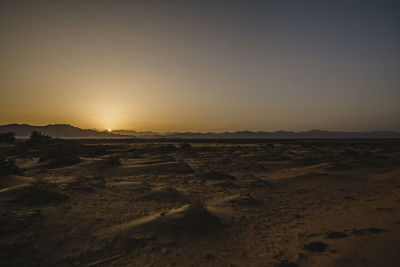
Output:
[1, 124, 399, 139]
[162, 129, 400, 139]
[0, 124, 125, 138]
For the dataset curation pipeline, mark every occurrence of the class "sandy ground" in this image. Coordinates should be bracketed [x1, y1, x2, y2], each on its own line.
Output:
[1, 139, 400, 266]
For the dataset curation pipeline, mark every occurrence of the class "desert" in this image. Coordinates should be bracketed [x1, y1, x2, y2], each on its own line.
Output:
[2, 1, 400, 266]
[1, 135, 400, 266]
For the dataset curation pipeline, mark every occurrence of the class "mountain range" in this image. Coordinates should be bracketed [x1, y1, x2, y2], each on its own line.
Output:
[0, 124, 120, 138]
[1, 124, 400, 139]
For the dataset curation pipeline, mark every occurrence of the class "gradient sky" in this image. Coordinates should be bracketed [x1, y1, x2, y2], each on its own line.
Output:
[1, 0, 399, 132]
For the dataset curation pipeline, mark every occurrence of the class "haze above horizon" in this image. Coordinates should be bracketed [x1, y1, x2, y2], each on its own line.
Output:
[1, 0, 399, 132]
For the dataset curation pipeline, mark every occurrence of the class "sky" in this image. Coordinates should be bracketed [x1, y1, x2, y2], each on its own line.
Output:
[1, 0, 399, 132]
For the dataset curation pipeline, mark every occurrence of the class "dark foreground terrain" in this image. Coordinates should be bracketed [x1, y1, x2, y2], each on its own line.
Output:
[1, 138, 400, 266]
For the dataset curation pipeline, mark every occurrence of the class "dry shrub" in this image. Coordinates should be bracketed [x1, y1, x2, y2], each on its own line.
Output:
[38, 142, 81, 168]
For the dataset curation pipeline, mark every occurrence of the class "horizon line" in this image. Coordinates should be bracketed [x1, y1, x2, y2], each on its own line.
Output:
[1, 123, 399, 134]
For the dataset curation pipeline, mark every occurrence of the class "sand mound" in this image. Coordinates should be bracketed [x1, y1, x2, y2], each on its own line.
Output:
[169, 203, 224, 232]
[105, 203, 224, 238]
[104, 161, 194, 175]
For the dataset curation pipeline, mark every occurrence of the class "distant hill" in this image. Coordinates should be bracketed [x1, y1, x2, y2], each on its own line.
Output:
[161, 129, 400, 139]
[1, 124, 399, 139]
[0, 124, 125, 138]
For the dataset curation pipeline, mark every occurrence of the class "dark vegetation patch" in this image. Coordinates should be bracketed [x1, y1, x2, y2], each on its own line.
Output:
[365, 227, 387, 234]
[351, 227, 387, 235]
[326, 231, 349, 239]
[13, 131, 57, 157]
[351, 229, 366, 235]
[11, 132, 82, 165]
[28, 131, 52, 144]
[18, 132, 62, 157]
[304, 242, 327, 252]
[38, 142, 81, 168]
[12, 132, 128, 160]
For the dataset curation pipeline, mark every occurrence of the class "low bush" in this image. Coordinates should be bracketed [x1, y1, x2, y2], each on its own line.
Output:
[30, 131, 52, 142]
[38, 142, 81, 168]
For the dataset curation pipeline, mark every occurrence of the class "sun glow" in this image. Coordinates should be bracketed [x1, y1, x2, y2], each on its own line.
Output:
[107, 129, 112, 132]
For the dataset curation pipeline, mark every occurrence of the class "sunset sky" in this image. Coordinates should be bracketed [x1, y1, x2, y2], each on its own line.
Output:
[1, 0, 399, 132]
